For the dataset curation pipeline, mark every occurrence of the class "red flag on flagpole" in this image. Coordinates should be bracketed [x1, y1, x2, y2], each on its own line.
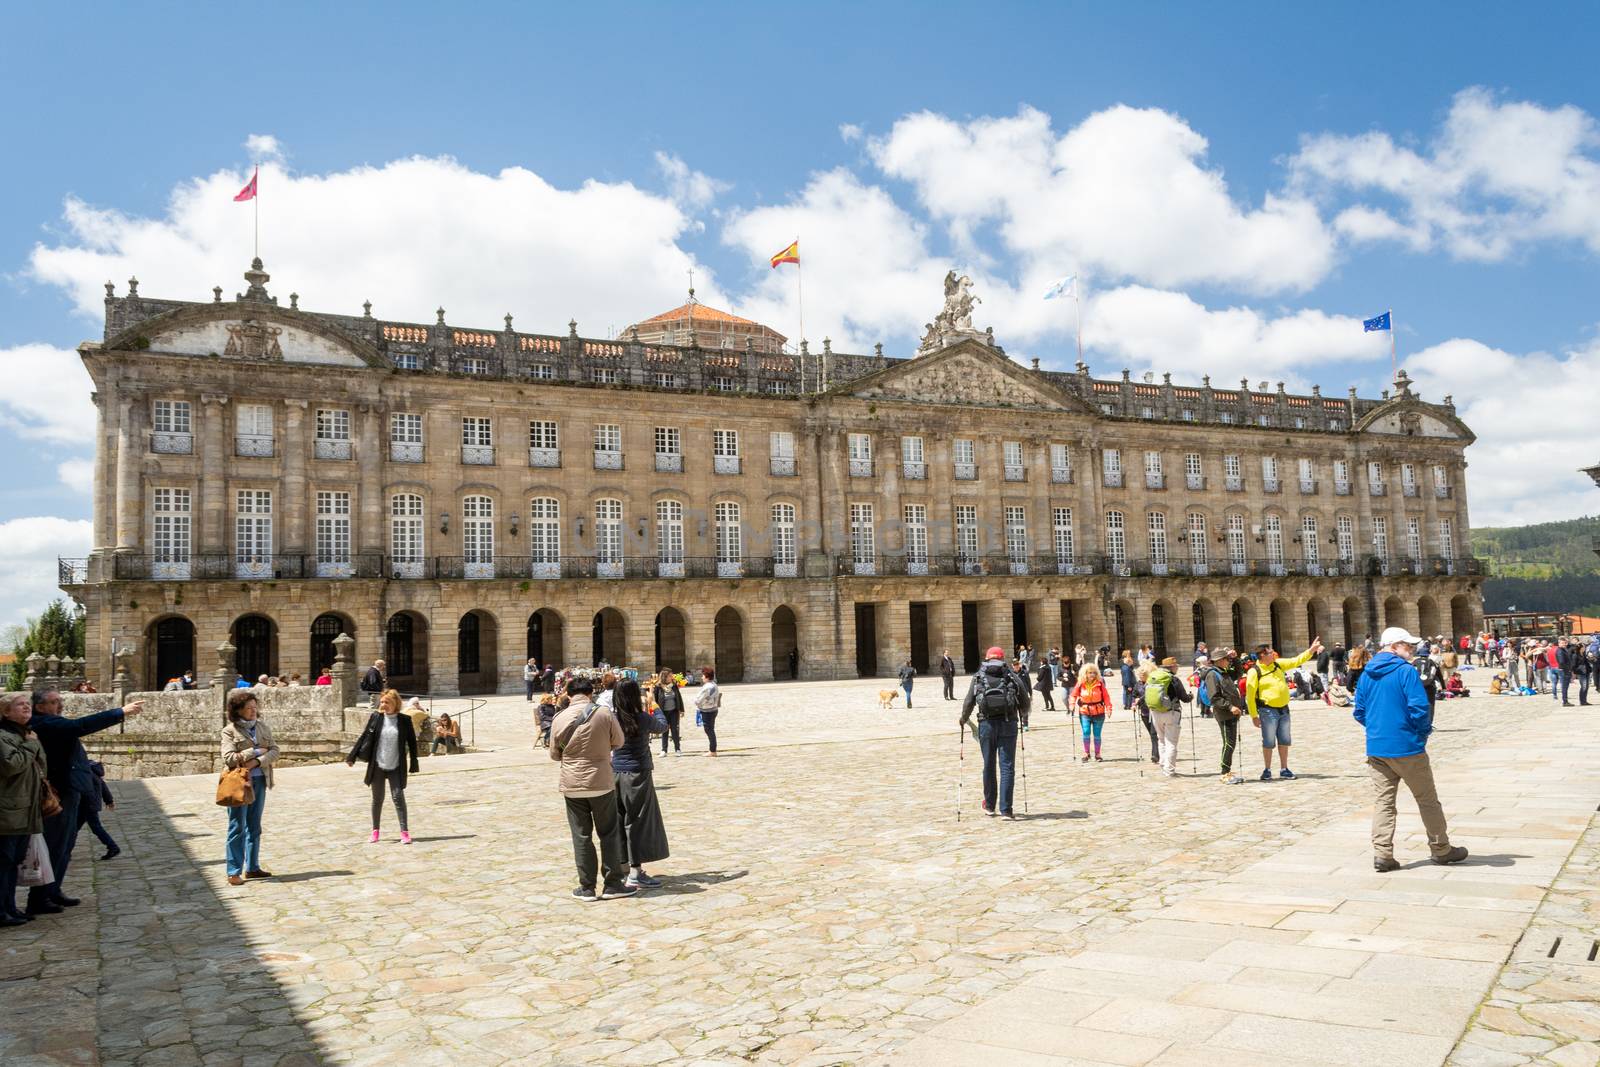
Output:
[234, 167, 258, 202]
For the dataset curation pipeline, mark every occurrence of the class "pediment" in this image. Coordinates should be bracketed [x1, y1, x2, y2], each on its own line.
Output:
[1355, 399, 1474, 443]
[107, 304, 385, 368]
[837, 341, 1092, 413]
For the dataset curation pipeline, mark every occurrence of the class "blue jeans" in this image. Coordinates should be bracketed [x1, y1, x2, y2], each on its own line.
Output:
[1557, 669, 1572, 703]
[225, 783, 268, 876]
[1258, 705, 1292, 748]
[977, 717, 1018, 814]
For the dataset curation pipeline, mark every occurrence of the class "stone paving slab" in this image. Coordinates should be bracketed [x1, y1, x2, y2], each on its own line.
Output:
[886, 700, 1600, 1067]
[1, 680, 1593, 1066]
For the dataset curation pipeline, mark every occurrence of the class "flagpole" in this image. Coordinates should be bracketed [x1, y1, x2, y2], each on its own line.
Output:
[1075, 283, 1083, 363]
[253, 166, 260, 260]
[1389, 307, 1395, 377]
[795, 237, 808, 389]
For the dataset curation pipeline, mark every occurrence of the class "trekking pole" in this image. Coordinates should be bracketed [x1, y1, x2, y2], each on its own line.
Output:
[1188, 697, 1198, 775]
[1017, 715, 1029, 815]
[1132, 705, 1143, 778]
[956, 723, 964, 822]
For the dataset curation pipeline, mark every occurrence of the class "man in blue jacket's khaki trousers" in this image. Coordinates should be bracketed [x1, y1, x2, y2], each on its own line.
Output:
[1353, 627, 1469, 873]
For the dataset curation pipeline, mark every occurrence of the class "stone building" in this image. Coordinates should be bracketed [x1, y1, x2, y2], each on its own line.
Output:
[61, 260, 1484, 695]
[623, 296, 787, 354]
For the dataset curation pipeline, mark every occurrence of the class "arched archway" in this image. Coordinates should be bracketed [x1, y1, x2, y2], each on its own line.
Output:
[654, 608, 687, 673]
[231, 614, 278, 683]
[592, 608, 626, 667]
[310, 612, 355, 680]
[715, 606, 745, 682]
[1383, 596, 1405, 629]
[386, 611, 429, 692]
[1231, 598, 1252, 650]
[527, 608, 565, 668]
[1306, 598, 1330, 646]
[457, 610, 499, 695]
[1113, 599, 1134, 653]
[1192, 598, 1216, 653]
[1342, 596, 1364, 646]
[771, 606, 799, 679]
[1450, 594, 1475, 638]
[1417, 596, 1441, 639]
[1269, 598, 1290, 651]
[146, 615, 195, 690]
[1151, 599, 1175, 661]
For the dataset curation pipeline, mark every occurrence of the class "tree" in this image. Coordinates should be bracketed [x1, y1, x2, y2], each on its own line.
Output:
[6, 599, 86, 691]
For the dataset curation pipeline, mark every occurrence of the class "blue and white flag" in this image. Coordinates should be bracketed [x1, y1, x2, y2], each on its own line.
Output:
[1044, 275, 1076, 301]
[1363, 311, 1391, 332]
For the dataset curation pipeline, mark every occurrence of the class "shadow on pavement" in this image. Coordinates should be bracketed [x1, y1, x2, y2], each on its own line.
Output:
[273, 869, 355, 883]
[1021, 810, 1091, 821]
[1400, 853, 1530, 870]
[658, 869, 749, 894]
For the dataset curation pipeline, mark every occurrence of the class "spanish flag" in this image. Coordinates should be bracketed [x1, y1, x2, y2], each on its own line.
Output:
[770, 239, 799, 268]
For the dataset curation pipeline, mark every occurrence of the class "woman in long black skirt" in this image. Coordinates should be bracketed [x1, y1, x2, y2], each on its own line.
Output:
[611, 679, 670, 890]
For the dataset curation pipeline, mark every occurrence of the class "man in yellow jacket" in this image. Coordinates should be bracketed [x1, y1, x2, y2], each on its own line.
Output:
[1245, 637, 1324, 781]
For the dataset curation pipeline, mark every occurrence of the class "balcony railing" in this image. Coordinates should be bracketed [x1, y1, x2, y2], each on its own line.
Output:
[954, 462, 977, 481]
[713, 455, 741, 475]
[1103, 470, 1123, 488]
[151, 432, 193, 454]
[770, 456, 795, 477]
[1334, 480, 1351, 496]
[1370, 483, 1386, 497]
[654, 452, 682, 473]
[530, 447, 561, 468]
[1005, 464, 1026, 482]
[390, 442, 423, 463]
[1145, 473, 1165, 489]
[1225, 475, 1243, 491]
[109, 552, 387, 580]
[902, 461, 926, 480]
[1299, 479, 1317, 495]
[849, 458, 874, 477]
[1403, 483, 1419, 498]
[314, 439, 352, 461]
[236, 434, 275, 458]
[59, 558, 88, 585]
[461, 445, 494, 465]
[1434, 485, 1453, 499]
[594, 449, 623, 471]
[1051, 467, 1073, 484]
[1263, 478, 1280, 494]
[1186, 474, 1204, 490]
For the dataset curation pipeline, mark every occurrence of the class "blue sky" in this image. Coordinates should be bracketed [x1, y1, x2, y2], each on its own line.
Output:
[3, 3, 1600, 624]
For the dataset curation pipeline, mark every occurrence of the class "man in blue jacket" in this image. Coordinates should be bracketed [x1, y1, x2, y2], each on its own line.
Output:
[25, 689, 142, 914]
[1353, 627, 1467, 873]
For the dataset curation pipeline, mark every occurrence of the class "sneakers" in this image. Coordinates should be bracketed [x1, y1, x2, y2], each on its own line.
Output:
[626, 870, 663, 889]
[1259, 768, 1274, 781]
[1278, 768, 1297, 780]
[983, 805, 998, 818]
[1081, 754, 1092, 763]
[1002, 812, 1017, 820]
[1374, 856, 1401, 873]
[1094, 754, 1103, 762]
[1226, 775, 1244, 785]
[1431, 846, 1469, 865]
[101, 847, 121, 860]
[602, 883, 639, 899]
[571, 887, 597, 901]
[400, 831, 412, 845]
[369, 829, 381, 844]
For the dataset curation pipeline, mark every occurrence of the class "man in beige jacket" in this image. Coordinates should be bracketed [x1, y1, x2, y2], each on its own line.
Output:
[549, 676, 635, 900]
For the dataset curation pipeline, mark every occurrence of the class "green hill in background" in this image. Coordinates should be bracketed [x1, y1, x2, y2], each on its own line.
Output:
[1472, 515, 1600, 615]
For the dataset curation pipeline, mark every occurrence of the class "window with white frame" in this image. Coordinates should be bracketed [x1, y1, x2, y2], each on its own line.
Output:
[235, 490, 273, 573]
[769, 430, 795, 476]
[531, 364, 555, 380]
[1261, 455, 1279, 490]
[1401, 463, 1417, 494]
[903, 503, 928, 565]
[714, 502, 742, 566]
[315, 491, 352, 572]
[713, 429, 739, 455]
[1406, 517, 1422, 561]
[1004, 441, 1025, 480]
[1265, 515, 1284, 566]
[462, 357, 490, 375]
[1148, 511, 1168, 569]
[1181, 408, 1195, 422]
[1105, 510, 1126, 567]
[772, 503, 797, 569]
[1433, 464, 1448, 490]
[955, 504, 978, 560]
[1224, 453, 1242, 489]
[463, 496, 495, 571]
[236, 403, 274, 456]
[1188, 512, 1208, 566]
[1337, 515, 1355, 563]
[591, 366, 618, 384]
[1219, 411, 1234, 424]
[594, 423, 621, 452]
[154, 400, 191, 434]
[901, 435, 925, 479]
[1185, 452, 1202, 488]
[656, 500, 684, 563]
[390, 413, 423, 462]
[390, 494, 424, 575]
[849, 502, 874, 565]
[1298, 457, 1314, 491]
[1053, 507, 1074, 565]
[1439, 518, 1454, 559]
[152, 488, 191, 574]
[595, 499, 622, 567]
[528, 497, 559, 565]
[1144, 450, 1163, 488]
[848, 432, 872, 476]
[1103, 447, 1122, 486]
[1372, 515, 1389, 558]
[1333, 459, 1350, 491]
[652, 371, 679, 389]
[1050, 443, 1072, 482]
[1005, 505, 1028, 565]
[1368, 460, 1384, 493]
[462, 417, 493, 464]
[1302, 515, 1320, 567]
[529, 420, 558, 450]
[1226, 514, 1246, 569]
[315, 409, 350, 441]
[953, 438, 976, 477]
[653, 426, 679, 455]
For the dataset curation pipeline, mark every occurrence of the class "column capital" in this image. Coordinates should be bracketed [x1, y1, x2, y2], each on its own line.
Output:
[283, 398, 310, 409]
[201, 393, 230, 406]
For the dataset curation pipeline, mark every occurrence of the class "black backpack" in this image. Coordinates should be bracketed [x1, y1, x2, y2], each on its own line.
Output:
[976, 670, 1018, 720]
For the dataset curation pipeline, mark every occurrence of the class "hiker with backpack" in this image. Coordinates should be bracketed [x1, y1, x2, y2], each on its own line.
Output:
[958, 646, 1031, 819]
[1198, 649, 1245, 785]
[1069, 663, 1111, 762]
[1244, 637, 1324, 781]
[1143, 657, 1192, 777]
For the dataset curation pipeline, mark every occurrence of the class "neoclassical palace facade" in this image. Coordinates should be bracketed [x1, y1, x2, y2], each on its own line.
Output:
[62, 260, 1484, 694]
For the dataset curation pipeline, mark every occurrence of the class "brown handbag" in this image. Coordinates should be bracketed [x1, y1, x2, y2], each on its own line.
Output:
[41, 780, 63, 819]
[215, 766, 255, 808]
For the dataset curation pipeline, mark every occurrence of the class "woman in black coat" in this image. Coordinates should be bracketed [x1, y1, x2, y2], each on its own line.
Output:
[346, 690, 420, 844]
[651, 670, 685, 756]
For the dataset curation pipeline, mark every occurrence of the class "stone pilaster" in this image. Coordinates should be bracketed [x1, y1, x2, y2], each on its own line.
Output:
[357, 404, 383, 553]
[281, 400, 308, 553]
[200, 394, 229, 552]
[114, 398, 141, 550]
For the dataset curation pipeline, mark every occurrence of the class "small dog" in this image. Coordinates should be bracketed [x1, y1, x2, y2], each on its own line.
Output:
[877, 689, 900, 710]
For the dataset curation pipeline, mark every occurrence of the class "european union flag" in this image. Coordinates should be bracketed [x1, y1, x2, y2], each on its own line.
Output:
[1363, 311, 1391, 332]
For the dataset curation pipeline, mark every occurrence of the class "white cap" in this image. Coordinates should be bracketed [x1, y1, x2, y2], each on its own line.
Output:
[1195, 655, 1210, 664]
[1379, 625, 1423, 646]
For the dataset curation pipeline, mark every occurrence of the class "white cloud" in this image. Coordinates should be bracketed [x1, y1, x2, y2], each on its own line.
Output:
[1405, 337, 1600, 526]
[868, 105, 1336, 294]
[838, 123, 864, 143]
[1082, 285, 1390, 386]
[654, 152, 729, 212]
[244, 134, 284, 162]
[0, 344, 96, 444]
[0, 517, 92, 629]
[1292, 87, 1600, 260]
[29, 154, 723, 338]
[56, 458, 94, 494]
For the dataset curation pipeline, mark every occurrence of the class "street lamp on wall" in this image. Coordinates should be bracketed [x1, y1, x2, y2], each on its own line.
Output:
[509, 512, 520, 537]
[439, 511, 450, 534]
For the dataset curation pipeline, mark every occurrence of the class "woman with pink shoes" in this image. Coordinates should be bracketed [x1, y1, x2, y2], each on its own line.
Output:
[347, 689, 420, 844]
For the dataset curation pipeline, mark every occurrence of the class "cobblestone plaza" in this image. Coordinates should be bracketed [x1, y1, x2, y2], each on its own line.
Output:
[4, 678, 1597, 1066]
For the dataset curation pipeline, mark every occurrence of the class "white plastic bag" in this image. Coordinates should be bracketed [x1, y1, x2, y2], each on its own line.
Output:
[17, 832, 53, 888]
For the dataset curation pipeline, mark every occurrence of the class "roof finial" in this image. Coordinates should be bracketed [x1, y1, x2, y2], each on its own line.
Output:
[240, 259, 272, 303]
[436, 307, 446, 325]
[127, 276, 139, 297]
[362, 300, 373, 319]
[213, 286, 223, 303]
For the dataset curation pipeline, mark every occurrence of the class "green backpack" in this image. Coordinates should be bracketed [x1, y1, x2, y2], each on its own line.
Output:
[1144, 667, 1173, 712]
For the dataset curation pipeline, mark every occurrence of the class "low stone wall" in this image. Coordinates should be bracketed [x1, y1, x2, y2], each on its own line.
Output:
[3, 686, 366, 780]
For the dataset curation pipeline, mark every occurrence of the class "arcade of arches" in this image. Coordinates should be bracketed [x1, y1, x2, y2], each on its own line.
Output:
[123, 578, 1479, 695]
